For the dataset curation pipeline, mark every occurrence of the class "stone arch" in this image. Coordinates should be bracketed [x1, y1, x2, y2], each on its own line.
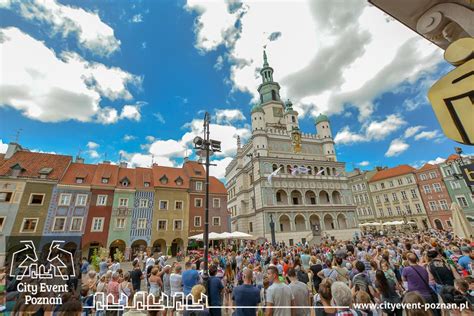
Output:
[319, 190, 330, 204]
[287, 165, 292, 173]
[309, 214, 321, 230]
[332, 168, 337, 175]
[337, 213, 347, 229]
[279, 214, 291, 232]
[305, 190, 317, 205]
[272, 164, 278, 172]
[294, 214, 307, 231]
[314, 167, 319, 175]
[131, 239, 147, 257]
[332, 191, 342, 204]
[434, 218, 443, 230]
[279, 164, 285, 173]
[275, 190, 288, 205]
[320, 167, 325, 175]
[326, 167, 331, 176]
[171, 238, 184, 256]
[324, 214, 335, 230]
[290, 190, 303, 205]
[109, 239, 126, 257]
[152, 239, 166, 253]
[307, 166, 312, 175]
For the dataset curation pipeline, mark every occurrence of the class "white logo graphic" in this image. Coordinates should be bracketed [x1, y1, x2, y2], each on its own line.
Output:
[10, 240, 75, 280]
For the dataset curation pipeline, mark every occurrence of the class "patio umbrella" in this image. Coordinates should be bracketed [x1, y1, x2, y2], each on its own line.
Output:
[452, 202, 474, 239]
[188, 233, 203, 240]
[188, 232, 225, 241]
[219, 232, 233, 239]
[229, 231, 255, 239]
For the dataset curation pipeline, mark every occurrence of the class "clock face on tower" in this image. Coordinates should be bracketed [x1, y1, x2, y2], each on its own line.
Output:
[273, 107, 283, 117]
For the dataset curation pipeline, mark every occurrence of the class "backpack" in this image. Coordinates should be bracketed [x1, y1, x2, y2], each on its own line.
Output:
[429, 260, 454, 286]
[353, 273, 370, 293]
[297, 270, 309, 284]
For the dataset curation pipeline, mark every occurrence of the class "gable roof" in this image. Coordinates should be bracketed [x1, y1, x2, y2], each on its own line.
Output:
[60, 163, 97, 185]
[446, 154, 460, 162]
[183, 160, 205, 178]
[91, 163, 119, 186]
[135, 167, 154, 189]
[0, 151, 71, 180]
[117, 167, 136, 189]
[209, 176, 226, 194]
[152, 165, 189, 188]
[369, 165, 415, 182]
[417, 163, 436, 172]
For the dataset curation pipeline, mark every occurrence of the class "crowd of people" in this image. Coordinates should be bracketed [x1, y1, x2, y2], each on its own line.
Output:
[2, 229, 474, 316]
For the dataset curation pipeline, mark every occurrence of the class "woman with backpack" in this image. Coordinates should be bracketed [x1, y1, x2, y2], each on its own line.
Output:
[426, 248, 460, 294]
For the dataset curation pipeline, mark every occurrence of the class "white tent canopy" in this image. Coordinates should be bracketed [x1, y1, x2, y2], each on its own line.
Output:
[188, 231, 255, 240]
[188, 232, 224, 241]
[229, 231, 255, 239]
[382, 221, 404, 226]
[359, 222, 381, 226]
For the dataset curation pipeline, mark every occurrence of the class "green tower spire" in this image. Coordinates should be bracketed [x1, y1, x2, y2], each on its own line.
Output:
[263, 50, 269, 67]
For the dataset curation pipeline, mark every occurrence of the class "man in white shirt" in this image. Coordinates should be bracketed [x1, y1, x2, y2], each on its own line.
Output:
[266, 265, 294, 316]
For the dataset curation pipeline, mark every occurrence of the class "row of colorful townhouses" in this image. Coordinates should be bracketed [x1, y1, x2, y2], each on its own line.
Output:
[0, 143, 228, 265]
[348, 154, 474, 231]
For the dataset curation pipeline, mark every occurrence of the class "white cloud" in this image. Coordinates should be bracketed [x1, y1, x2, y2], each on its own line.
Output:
[334, 114, 406, 145]
[123, 135, 136, 141]
[427, 157, 445, 165]
[149, 139, 186, 159]
[7, 0, 120, 56]
[120, 151, 175, 168]
[0, 27, 140, 123]
[145, 136, 156, 143]
[210, 157, 234, 179]
[214, 55, 224, 70]
[0, 139, 8, 153]
[186, 0, 442, 121]
[414, 130, 441, 141]
[120, 104, 142, 121]
[404, 125, 424, 138]
[215, 109, 245, 124]
[153, 112, 166, 124]
[358, 161, 370, 167]
[88, 150, 99, 158]
[385, 138, 409, 157]
[131, 14, 143, 23]
[87, 141, 99, 149]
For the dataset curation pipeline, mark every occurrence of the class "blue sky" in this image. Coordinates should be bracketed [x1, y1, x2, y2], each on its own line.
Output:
[0, 0, 471, 178]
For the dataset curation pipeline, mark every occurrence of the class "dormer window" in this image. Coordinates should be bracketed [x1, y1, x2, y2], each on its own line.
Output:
[101, 177, 109, 184]
[76, 177, 84, 184]
[175, 177, 183, 186]
[10, 163, 24, 178]
[195, 170, 202, 175]
[38, 167, 52, 179]
[122, 180, 129, 187]
[144, 182, 150, 187]
[160, 175, 168, 184]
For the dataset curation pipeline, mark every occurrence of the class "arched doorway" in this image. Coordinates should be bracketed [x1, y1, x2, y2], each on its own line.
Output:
[324, 214, 335, 230]
[332, 191, 342, 204]
[171, 238, 184, 256]
[279, 215, 291, 232]
[275, 190, 288, 205]
[290, 190, 302, 205]
[434, 219, 443, 230]
[152, 239, 166, 254]
[309, 214, 321, 231]
[131, 240, 147, 257]
[109, 239, 126, 259]
[337, 214, 347, 229]
[294, 214, 306, 231]
[319, 190, 330, 204]
[305, 190, 317, 205]
[84, 241, 102, 261]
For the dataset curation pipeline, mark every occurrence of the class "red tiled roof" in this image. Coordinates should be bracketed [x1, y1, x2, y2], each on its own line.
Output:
[416, 163, 436, 172]
[117, 167, 136, 189]
[136, 167, 154, 189]
[183, 160, 205, 178]
[0, 154, 5, 167]
[446, 154, 460, 162]
[152, 165, 189, 188]
[369, 165, 415, 182]
[60, 163, 97, 185]
[91, 163, 119, 186]
[0, 151, 71, 180]
[210, 176, 226, 194]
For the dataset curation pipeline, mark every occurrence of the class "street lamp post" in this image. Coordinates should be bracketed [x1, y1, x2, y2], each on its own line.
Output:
[269, 214, 276, 246]
[193, 112, 221, 286]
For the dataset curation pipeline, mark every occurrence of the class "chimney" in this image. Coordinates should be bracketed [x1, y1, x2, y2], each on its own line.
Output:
[75, 156, 84, 163]
[102, 161, 111, 164]
[119, 162, 128, 168]
[152, 163, 158, 167]
[183, 157, 189, 163]
[376, 166, 384, 171]
[5, 142, 22, 159]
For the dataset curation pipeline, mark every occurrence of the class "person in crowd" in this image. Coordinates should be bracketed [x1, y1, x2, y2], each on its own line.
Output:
[265, 265, 294, 316]
[182, 261, 201, 296]
[288, 268, 310, 316]
[130, 263, 144, 292]
[232, 268, 261, 316]
[330, 281, 358, 316]
[314, 278, 336, 316]
[402, 291, 431, 316]
[374, 270, 402, 316]
[208, 264, 224, 316]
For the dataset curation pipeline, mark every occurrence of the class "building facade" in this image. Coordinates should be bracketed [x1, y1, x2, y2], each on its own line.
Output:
[439, 155, 474, 219]
[82, 162, 119, 259]
[368, 165, 430, 230]
[184, 160, 228, 235]
[415, 163, 453, 230]
[225, 52, 358, 244]
[347, 169, 377, 224]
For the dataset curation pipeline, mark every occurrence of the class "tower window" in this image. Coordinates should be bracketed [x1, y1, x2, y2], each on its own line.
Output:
[271, 90, 276, 101]
[292, 116, 295, 123]
[260, 95, 263, 103]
